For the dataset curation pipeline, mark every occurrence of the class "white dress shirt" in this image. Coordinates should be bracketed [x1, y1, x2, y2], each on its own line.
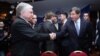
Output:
[54, 23, 58, 30]
[74, 18, 81, 35]
[63, 19, 67, 26]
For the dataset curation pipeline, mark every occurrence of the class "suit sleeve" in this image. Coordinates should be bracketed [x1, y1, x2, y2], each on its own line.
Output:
[56, 23, 68, 38]
[14, 22, 50, 41]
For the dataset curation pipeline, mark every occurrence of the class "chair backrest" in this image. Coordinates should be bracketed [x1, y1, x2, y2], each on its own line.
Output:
[69, 50, 88, 56]
[6, 51, 11, 56]
[41, 52, 57, 56]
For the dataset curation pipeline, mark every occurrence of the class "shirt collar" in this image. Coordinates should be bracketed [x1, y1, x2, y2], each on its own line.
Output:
[74, 18, 80, 23]
[63, 19, 67, 24]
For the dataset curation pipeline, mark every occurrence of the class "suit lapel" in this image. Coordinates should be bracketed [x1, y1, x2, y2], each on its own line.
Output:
[58, 23, 62, 31]
[71, 19, 85, 37]
[70, 20, 78, 36]
[52, 24, 58, 31]
[79, 19, 85, 37]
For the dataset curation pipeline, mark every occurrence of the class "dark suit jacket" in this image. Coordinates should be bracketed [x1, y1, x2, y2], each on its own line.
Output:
[38, 21, 60, 51]
[10, 17, 50, 56]
[57, 18, 94, 51]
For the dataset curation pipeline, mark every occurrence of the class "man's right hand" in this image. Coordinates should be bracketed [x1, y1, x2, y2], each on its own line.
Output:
[49, 33, 56, 40]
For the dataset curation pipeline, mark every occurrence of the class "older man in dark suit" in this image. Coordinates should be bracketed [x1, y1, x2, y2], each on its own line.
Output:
[10, 2, 55, 56]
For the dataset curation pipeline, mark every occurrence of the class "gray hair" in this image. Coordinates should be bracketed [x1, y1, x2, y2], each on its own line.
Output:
[70, 7, 80, 14]
[16, 2, 33, 16]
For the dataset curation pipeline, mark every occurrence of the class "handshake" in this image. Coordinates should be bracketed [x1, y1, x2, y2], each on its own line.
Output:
[49, 33, 56, 40]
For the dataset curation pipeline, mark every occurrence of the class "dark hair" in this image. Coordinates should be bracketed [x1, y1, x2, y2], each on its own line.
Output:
[44, 11, 56, 20]
[60, 11, 68, 18]
[70, 7, 80, 14]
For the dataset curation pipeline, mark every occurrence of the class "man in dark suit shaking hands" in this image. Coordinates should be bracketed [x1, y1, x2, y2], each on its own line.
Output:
[53, 7, 94, 56]
[10, 2, 55, 56]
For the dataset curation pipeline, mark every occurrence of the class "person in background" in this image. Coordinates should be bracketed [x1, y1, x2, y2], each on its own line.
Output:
[29, 14, 37, 29]
[32, 14, 37, 25]
[96, 20, 100, 50]
[59, 11, 68, 27]
[58, 11, 69, 56]
[38, 11, 58, 54]
[83, 13, 90, 22]
[0, 21, 5, 56]
[49, 11, 62, 55]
